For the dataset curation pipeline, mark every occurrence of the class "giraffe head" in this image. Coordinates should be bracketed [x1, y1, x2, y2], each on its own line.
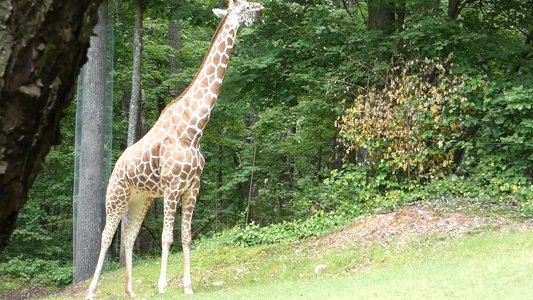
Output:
[213, 0, 264, 27]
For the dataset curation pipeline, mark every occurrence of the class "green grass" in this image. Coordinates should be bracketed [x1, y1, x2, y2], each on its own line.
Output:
[47, 229, 533, 299]
[190, 231, 533, 300]
[0, 278, 24, 291]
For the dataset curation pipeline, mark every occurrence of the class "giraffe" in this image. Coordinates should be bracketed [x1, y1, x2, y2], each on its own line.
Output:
[85, 1, 264, 298]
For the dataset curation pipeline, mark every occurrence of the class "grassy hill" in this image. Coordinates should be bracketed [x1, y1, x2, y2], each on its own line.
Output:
[39, 200, 532, 300]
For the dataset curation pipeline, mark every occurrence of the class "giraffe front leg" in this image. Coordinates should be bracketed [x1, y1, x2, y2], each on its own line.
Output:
[158, 190, 180, 294]
[181, 181, 199, 295]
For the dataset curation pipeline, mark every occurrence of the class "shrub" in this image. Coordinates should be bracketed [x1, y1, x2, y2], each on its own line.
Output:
[338, 56, 467, 180]
[196, 211, 349, 248]
[0, 257, 72, 286]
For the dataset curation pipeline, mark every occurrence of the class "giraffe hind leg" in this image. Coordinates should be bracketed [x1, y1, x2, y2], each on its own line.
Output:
[123, 193, 153, 298]
[158, 189, 182, 294]
[86, 180, 130, 300]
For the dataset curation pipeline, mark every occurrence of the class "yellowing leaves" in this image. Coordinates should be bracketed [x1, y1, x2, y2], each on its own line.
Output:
[337, 56, 466, 178]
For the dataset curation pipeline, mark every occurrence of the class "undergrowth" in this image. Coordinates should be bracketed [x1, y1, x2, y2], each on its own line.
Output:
[196, 173, 532, 248]
[1, 171, 530, 288]
[0, 257, 72, 286]
[46, 226, 533, 300]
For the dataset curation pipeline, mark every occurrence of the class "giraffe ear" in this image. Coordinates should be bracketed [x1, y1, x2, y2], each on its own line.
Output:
[212, 8, 227, 18]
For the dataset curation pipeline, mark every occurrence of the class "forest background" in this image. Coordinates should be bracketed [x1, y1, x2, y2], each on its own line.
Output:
[0, 0, 532, 286]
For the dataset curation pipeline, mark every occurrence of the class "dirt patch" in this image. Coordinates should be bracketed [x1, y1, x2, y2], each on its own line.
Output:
[310, 202, 532, 252]
[0, 286, 51, 300]
[49, 282, 91, 299]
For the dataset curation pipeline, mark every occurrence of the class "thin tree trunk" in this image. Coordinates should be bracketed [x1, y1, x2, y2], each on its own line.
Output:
[512, 31, 533, 73]
[396, 0, 406, 30]
[166, 18, 182, 115]
[121, 0, 143, 267]
[316, 145, 323, 177]
[168, 19, 182, 76]
[157, 93, 166, 115]
[448, 0, 461, 19]
[73, 1, 108, 282]
[126, 0, 143, 146]
[367, 0, 396, 33]
[0, 0, 103, 250]
[215, 144, 223, 230]
[246, 144, 257, 224]
[448, 0, 475, 20]
[121, 88, 132, 120]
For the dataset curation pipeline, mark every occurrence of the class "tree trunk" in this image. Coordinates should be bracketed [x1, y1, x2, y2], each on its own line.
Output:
[126, 0, 143, 146]
[215, 144, 223, 230]
[157, 93, 166, 115]
[448, 0, 461, 19]
[73, 1, 109, 282]
[168, 19, 182, 76]
[166, 18, 182, 112]
[122, 88, 148, 141]
[448, 0, 474, 20]
[367, 0, 396, 33]
[0, 0, 103, 249]
[121, 0, 143, 266]
[316, 145, 323, 177]
[396, 0, 406, 30]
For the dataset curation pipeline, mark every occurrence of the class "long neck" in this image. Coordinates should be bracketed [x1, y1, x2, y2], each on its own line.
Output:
[182, 16, 239, 124]
[158, 16, 240, 148]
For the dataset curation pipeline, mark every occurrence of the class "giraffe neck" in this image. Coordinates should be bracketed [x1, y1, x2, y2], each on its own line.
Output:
[179, 15, 240, 130]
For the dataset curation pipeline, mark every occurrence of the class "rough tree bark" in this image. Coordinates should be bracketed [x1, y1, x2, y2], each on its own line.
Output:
[448, 0, 475, 20]
[367, 0, 396, 33]
[126, 0, 144, 146]
[121, 0, 143, 266]
[73, 1, 109, 282]
[162, 17, 183, 112]
[168, 19, 182, 76]
[0, 0, 103, 249]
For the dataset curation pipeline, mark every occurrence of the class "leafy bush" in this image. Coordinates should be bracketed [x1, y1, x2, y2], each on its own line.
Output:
[0, 257, 72, 286]
[197, 156, 533, 250]
[338, 56, 467, 179]
[465, 80, 533, 179]
[196, 211, 349, 248]
[234, 211, 349, 247]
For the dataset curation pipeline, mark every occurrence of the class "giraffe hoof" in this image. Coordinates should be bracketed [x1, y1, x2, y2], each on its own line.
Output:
[126, 290, 137, 298]
[85, 292, 95, 300]
[158, 282, 167, 294]
[184, 287, 194, 295]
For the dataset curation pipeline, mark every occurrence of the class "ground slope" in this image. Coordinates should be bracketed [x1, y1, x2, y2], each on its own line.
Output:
[11, 200, 533, 299]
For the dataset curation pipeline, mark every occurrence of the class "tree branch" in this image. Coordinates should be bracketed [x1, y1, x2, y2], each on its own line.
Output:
[141, 223, 162, 251]
[341, 0, 354, 17]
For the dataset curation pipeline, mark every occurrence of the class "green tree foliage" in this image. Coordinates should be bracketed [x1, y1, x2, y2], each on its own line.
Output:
[0, 107, 76, 285]
[2, 0, 532, 286]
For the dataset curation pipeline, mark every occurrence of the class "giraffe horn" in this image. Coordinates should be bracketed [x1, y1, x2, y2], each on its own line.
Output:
[226, 0, 235, 8]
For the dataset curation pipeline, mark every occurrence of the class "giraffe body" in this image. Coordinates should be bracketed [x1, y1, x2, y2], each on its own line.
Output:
[85, 1, 264, 298]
